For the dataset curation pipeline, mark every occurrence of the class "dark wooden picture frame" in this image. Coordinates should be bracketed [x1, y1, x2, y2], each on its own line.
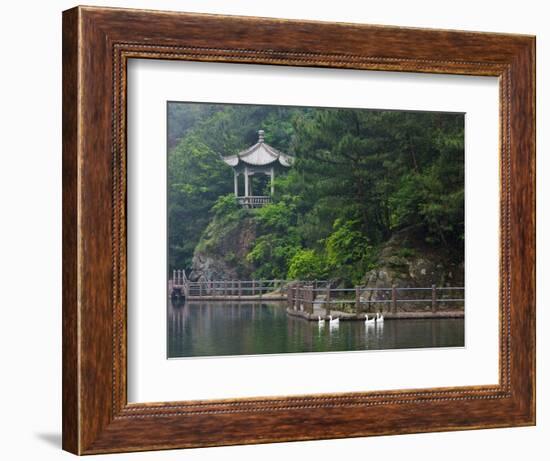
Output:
[62, 5, 535, 455]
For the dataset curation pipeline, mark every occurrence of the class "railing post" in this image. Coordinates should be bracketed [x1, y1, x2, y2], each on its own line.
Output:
[432, 284, 437, 313]
[287, 284, 292, 309]
[392, 285, 397, 314]
[355, 286, 361, 317]
[252, 279, 255, 296]
[238, 280, 242, 299]
[325, 286, 331, 317]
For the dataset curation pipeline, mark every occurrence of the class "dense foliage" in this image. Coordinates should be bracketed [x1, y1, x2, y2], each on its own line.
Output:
[168, 102, 464, 286]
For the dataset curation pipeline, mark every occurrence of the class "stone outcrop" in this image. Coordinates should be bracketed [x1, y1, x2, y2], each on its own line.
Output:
[362, 227, 464, 311]
[189, 216, 257, 281]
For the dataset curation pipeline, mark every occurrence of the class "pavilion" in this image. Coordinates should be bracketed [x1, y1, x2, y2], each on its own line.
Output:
[221, 130, 294, 208]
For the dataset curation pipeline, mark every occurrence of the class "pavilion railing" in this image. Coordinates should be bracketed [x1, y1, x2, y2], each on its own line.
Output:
[237, 196, 271, 208]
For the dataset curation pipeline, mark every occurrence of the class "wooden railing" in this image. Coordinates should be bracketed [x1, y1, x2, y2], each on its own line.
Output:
[237, 196, 271, 208]
[171, 270, 189, 297]
[286, 284, 464, 315]
[186, 279, 284, 298]
[170, 273, 330, 300]
[172, 269, 187, 287]
[170, 273, 463, 313]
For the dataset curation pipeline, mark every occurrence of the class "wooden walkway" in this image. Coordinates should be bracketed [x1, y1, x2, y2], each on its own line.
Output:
[181, 293, 287, 301]
[170, 271, 326, 301]
[169, 270, 464, 321]
[287, 308, 464, 321]
[286, 284, 464, 321]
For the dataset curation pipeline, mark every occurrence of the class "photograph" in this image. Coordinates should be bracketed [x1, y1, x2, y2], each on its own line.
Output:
[0, 0, 541, 457]
[167, 102, 465, 358]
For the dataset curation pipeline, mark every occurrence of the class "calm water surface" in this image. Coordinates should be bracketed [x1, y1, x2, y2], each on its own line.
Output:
[167, 300, 464, 358]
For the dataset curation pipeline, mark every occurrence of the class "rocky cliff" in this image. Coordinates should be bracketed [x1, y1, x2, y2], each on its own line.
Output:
[362, 226, 464, 311]
[189, 210, 464, 312]
[189, 214, 257, 281]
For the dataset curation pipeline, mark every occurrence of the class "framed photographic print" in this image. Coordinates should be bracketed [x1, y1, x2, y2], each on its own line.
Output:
[62, 5, 535, 455]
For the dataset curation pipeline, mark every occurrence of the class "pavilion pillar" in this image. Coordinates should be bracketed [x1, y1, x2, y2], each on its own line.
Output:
[234, 171, 238, 197]
[244, 166, 250, 197]
[270, 167, 275, 195]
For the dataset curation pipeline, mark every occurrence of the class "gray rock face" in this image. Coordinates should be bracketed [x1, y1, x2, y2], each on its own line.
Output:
[362, 227, 464, 312]
[189, 216, 257, 281]
[189, 253, 232, 282]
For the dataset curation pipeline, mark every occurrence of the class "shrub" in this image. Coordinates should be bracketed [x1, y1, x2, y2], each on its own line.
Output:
[287, 249, 328, 280]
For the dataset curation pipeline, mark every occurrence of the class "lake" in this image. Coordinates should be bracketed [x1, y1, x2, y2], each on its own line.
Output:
[167, 300, 464, 358]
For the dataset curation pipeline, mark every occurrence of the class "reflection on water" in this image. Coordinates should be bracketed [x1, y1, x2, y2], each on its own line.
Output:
[168, 300, 464, 358]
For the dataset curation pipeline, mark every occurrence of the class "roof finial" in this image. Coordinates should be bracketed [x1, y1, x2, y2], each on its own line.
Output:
[258, 129, 265, 143]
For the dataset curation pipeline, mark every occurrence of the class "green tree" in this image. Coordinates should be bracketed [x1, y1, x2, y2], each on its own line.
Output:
[168, 134, 232, 270]
[287, 249, 328, 280]
[167, 101, 464, 285]
[325, 218, 375, 284]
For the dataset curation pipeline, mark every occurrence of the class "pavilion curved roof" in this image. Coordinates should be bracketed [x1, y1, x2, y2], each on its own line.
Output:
[222, 130, 294, 168]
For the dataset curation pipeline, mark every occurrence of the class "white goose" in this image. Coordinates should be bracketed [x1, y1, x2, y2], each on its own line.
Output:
[365, 314, 375, 325]
[328, 315, 340, 325]
[376, 312, 385, 323]
[318, 316, 325, 326]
